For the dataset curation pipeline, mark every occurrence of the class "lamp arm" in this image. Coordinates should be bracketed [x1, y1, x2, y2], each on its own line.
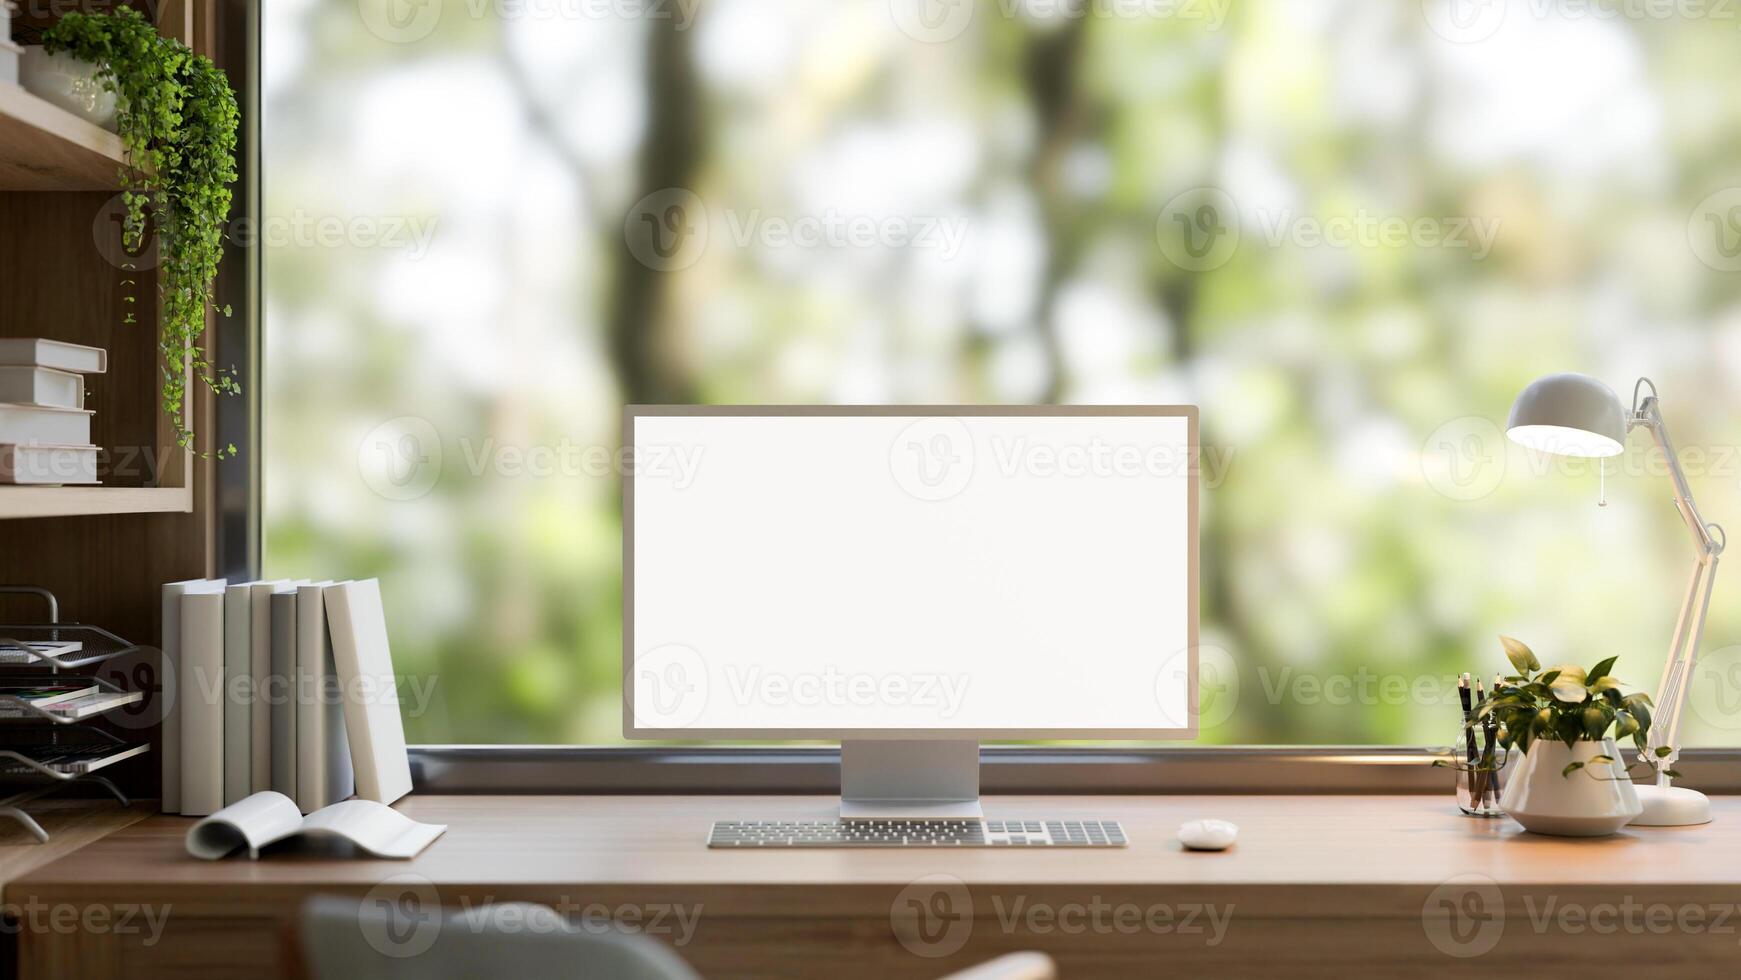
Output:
[1642, 553, 1718, 776]
[1631, 396, 1723, 557]
[1630, 390, 1726, 781]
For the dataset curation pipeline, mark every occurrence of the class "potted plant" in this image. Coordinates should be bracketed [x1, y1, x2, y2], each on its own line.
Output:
[18, 45, 118, 128]
[1473, 636, 1662, 837]
[40, 8, 239, 458]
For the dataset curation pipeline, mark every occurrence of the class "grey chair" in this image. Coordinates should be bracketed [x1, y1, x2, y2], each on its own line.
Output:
[299, 896, 1055, 980]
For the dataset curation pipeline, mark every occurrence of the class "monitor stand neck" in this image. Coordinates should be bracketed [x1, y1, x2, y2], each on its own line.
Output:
[839, 740, 982, 819]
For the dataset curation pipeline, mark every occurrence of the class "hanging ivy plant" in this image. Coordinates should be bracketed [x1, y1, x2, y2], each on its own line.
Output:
[44, 7, 240, 458]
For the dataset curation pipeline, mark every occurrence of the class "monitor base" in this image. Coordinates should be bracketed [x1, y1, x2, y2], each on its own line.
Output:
[840, 739, 981, 819]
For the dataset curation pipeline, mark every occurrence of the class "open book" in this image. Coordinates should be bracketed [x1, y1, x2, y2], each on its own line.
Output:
[186, 791, 446, 860]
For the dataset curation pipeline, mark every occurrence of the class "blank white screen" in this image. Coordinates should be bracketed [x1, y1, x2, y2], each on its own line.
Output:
[629, 413, 1195, 734]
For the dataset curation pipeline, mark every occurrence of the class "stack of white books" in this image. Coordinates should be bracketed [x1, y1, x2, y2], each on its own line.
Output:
[161, 578, 414, 817]
[0, 338, 107, 486]
[0, 3, 18, 87]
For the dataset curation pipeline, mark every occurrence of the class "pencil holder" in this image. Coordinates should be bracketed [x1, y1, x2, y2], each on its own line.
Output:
[1444, 736, 1508, 817]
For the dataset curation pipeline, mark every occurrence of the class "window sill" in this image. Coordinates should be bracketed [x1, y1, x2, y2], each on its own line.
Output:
[409, 745, 1741, 795]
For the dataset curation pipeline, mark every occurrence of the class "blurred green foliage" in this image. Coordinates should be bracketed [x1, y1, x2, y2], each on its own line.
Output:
[265, 0, 1741, 746]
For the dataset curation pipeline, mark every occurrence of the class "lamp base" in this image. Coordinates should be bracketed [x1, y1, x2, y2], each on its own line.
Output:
[1629, 784, 1712, 827]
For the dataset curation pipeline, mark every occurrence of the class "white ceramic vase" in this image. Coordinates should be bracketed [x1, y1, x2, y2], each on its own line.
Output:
[1500, 737, 1641, 837]
[19, 47, 117, 130]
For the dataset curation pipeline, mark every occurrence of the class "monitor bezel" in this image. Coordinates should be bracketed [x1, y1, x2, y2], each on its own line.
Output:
[622, 405, 1200, 740]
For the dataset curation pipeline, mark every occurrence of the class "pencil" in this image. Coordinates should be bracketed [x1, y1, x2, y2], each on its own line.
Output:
[1475, 678, 1495, 807]
[1459, 674, 1481, 805]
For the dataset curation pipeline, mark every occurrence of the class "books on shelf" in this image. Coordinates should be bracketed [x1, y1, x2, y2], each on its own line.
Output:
[295, 582, 354, 813]
[0, 340, 105, 487]
[0, 444, 98, 485]
[324, 580, 414, 805]
[250, 581, 299, 794]
[171, 577, 385, 817]
[0, 338, 108, 374]
[221, 582, 253, 806]
[0, 366, 84, 408]
[163, 578, 227, 815]
[0, 40, 19, 89]
[270, 589, 298, 797]
[180, 587, 228, 815]
[0, 403, 91, 446]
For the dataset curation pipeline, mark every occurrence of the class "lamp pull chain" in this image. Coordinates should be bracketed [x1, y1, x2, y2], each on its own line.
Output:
[1598, 457, 1607, 507]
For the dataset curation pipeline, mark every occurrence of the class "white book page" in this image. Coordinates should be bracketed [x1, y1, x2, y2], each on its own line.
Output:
[297, 800, 446, 859]
[187, 791, 305, 859]
[186, 792, 445, 860]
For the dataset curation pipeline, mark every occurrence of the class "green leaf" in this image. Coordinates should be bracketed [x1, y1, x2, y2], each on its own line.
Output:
[1550, 675, 1590, 704]
[1664, 769, 1685, 780]
[1624, 698, 1652, 734]
[1613, 710, 1639, 740]
[1562, 761, 1585, 777]
[1548, 664, 1587, 685]
[1585, 656, 1618, 687]
[1655, 745, 1673, 758]
[1501, 635, 1540, 674]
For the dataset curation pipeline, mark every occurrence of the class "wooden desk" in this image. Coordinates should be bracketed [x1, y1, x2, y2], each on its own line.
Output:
[0, 801, 151, 902]
[14, 794, 1741, 979]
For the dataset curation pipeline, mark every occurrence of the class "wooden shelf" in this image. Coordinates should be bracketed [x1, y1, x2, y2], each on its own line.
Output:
[0, 485, 191, 520]
[0, 84, 132, 191]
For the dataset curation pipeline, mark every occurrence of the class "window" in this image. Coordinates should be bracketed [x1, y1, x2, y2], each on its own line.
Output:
[264, 0, 1741, 749]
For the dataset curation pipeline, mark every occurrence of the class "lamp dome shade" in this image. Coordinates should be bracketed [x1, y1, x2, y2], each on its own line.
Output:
[1506, 373, 1627, 458]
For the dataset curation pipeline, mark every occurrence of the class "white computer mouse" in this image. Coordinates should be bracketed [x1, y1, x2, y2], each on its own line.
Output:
[1178, 818, 1238, 851]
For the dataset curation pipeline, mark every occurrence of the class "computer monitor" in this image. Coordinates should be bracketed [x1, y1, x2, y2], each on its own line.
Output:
[625, 407, 1199, 817]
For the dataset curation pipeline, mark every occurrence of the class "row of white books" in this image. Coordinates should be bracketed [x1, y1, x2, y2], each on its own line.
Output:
[161, 578, 413, 817]
[0, 338, 108, 485]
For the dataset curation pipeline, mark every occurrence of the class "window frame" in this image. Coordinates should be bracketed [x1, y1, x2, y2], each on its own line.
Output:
[239, 5, 1741, 797]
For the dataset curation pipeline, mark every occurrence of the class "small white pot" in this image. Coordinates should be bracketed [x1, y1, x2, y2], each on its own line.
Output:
[19, 47, 117, 131]
[1500, 738, 1641, 837]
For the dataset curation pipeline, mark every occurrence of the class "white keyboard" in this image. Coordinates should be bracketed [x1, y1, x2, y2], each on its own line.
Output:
[708, 818, 1128, 848]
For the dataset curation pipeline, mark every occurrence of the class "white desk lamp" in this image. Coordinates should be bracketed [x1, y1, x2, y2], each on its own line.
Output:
[1507, 373, 1726, 826]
